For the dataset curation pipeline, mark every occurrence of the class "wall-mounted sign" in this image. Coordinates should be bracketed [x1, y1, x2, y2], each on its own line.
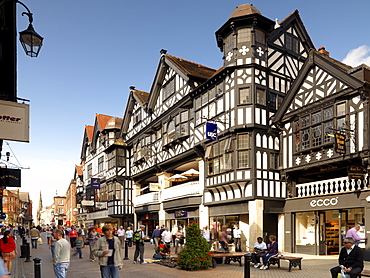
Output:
[95, 202, 106, 209]
[335, 133, 346, 154]
[0, 168, 21, 187]
[91, 178, 100, 189]
[174, 210, 188, 218]
[0, 100, 29, 142]
[310, 197, 338, 207]
[206, 122, 217, 140]
[149, 183, 160, 192]
[81, 200, 94, 206]
[348, 166, 366, 180]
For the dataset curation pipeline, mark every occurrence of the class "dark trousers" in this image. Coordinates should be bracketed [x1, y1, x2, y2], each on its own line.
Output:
[234, 238, 241, 252]
[127, 238, 132, 247]
[330, 266, 362, 278]
[262, 252, 277, 266]
[70, 237, 77, 248]
[73, 248, 82, 258]
[134, 242, 144, 263]
[251, 252, 264, 264]
[31, 238, 38, 249]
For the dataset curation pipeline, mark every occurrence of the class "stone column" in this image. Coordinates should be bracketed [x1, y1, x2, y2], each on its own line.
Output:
[248, 199, 264, 251]
[156, 172, 172, 227]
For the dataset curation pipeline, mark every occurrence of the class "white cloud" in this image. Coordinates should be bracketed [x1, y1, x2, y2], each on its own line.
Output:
[342, 45, 370, 67]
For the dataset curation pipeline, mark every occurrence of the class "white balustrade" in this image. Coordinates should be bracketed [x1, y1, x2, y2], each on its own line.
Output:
[296, 176, 368, 198]
[162, 181, 202, 201]
[134, 192, 159, 206]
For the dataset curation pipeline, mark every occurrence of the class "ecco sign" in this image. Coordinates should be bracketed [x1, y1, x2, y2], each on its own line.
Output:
[310, 197, 338, 207]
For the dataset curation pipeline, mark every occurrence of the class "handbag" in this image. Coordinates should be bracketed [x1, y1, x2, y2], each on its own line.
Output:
[37, 237, 43, 245]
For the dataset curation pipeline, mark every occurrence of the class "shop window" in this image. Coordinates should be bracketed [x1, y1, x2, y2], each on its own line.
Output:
[295, 211, 316, 251]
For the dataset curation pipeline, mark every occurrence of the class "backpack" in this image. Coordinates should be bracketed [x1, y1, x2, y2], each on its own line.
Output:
[132, 230, 142, 243]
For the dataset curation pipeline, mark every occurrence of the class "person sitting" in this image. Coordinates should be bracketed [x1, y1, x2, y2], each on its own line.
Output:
[330, 237, 363, 278]
[153, 244, 171, 259]
[251, 237, 267, 268]
[260, 235, 278, 270]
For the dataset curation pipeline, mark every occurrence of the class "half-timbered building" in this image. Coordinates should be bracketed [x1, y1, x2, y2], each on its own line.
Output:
[274, 48, 370, 255]
[119, 4, 318, 249]
[77, 114, 132, 228]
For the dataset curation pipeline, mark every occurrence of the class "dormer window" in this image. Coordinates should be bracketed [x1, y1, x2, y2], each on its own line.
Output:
[133, 109, 141, 126]
[163, 78, 175, 99]
[285, 33, 299, 54]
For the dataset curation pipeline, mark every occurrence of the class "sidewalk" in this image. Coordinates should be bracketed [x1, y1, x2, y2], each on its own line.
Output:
[12, 233, 370, 278]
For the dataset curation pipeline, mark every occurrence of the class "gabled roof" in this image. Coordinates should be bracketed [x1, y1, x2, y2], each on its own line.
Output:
[269, 10, 315, 51]
[19, 192, 29, 202]
[75, 165, 83, 176]
[133, 90, 150, 105]
[273, 50, 364, 123]
[96, 114, 113, 132]
[147, 53, 216, 111]
[164, 54, 216, 81]
[85, 125, 94, 143]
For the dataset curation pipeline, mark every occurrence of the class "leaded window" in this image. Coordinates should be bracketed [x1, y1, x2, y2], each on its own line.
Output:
[239, 88, 251, 104]
[237, 134, 250, 168]
[237, 28, 251, 43]
[163, 78, 175, 99]
[207, 137, 233, 175]
[256, 88, 266, 105]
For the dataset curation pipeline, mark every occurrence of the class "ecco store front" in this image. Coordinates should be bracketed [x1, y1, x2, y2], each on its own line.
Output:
[284, 191, 370, 255]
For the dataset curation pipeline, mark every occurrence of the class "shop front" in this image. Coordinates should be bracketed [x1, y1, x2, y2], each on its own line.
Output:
[86, 210, 119, 230]
[284, 191, 369, 255]
[135, 204, 160, 236]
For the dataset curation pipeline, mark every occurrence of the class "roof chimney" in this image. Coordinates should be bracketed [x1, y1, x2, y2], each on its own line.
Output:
[318, 46, 330, 56]
[129, 86, 135, 91]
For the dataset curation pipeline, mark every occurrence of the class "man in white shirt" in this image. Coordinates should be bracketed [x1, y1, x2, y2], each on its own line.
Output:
[233, 225, 242, 252]
[117, 226, 126, 248]
[161, 227, 172, 249]
[53, 229, 71, 278]
[251, 237, 267, 268]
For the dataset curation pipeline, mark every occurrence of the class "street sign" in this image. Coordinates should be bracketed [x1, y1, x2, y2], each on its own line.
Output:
[91, 178, 100, 189]
[206, 122, 218, 140]
[0, 213, 6, 219]
[348, 166, 366, 180]
[0, 168, 21, 187]
[335, 133, 346, 154]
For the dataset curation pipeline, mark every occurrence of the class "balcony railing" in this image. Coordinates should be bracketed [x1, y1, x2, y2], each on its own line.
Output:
[296, 176, 368, 198]
[134, 192, 159, 207]
[162, 181, 202, 201]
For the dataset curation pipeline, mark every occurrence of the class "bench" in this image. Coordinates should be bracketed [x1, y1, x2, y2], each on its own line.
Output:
[358, 270, 370, 277]
[268, 256, 303, 272]
[210, 252, 246, 267]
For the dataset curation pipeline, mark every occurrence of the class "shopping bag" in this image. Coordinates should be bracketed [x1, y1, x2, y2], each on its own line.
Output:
[337, 270, 350, 278]
[37, 237, 43, 245]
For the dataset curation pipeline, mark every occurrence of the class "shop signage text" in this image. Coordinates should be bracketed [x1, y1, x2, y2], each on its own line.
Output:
[335, 133, 346, 154]
[206, 122, 217, 140]
[91, 178, 100, 189]
[0, 168, 21, 187]
[348, 166, 366, 180]
[174, 210, 188, 218]
[310, 197, 338, 207]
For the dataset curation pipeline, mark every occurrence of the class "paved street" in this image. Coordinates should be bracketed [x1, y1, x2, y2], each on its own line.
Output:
[8, 233, 370, 278]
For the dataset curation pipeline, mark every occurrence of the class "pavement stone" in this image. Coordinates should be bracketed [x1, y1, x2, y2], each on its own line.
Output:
[10, 233, 370, 278]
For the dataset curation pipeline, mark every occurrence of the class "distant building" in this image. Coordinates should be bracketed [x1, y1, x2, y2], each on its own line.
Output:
[66, 179, 77, 225]
[53, 195, 66, 226]
[19, 192, 32, 227]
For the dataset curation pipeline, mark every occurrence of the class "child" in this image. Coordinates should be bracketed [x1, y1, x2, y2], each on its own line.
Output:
[73, 236, 83, 259]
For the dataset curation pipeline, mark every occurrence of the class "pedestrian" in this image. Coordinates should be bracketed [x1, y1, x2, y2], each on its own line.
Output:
[52, 229, 71, 278]
[161, 227, 172, 249]
[117, 226, 125, 248]
[175, 226, 184, 254]
[72, 236, 83, 259]
[46, 228, 53, 246]
[259, 235, 278, 270]
[126, 227, 133, 248]
[0, 231, 16, 275]
[49, 230, 57, 258]
[93, 225, 123, 278]
[202, 226, 210, 243]
[171, 225, 178, 247]
[95, 225, 103, 235]
[29, 226, 41, 249]
[133, 224, 149, 264]
[151, 226, 161, 249]
[233, 225, 242, 252]
[252, 237, 267, 268]
[69, 226, 78, 248]
[18, 225, 25, 239]
[88, 228, 100, 261]
[77, 225, 88, 247]
[330, 237, 363, 278]
[346, 225, 367, 246]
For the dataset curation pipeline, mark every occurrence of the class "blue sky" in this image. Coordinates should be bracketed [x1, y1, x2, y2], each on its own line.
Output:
[5, 0, 370, 215]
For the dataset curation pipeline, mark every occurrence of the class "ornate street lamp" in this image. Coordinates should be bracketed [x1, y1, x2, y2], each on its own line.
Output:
[0, 0, 43, 57]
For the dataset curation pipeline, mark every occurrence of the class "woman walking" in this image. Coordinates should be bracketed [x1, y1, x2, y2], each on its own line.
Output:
[126, 227, 133, 248]
[69, 226, 78, 248]
[88, 228, 100, 261]
[0, 231, 17, 275]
